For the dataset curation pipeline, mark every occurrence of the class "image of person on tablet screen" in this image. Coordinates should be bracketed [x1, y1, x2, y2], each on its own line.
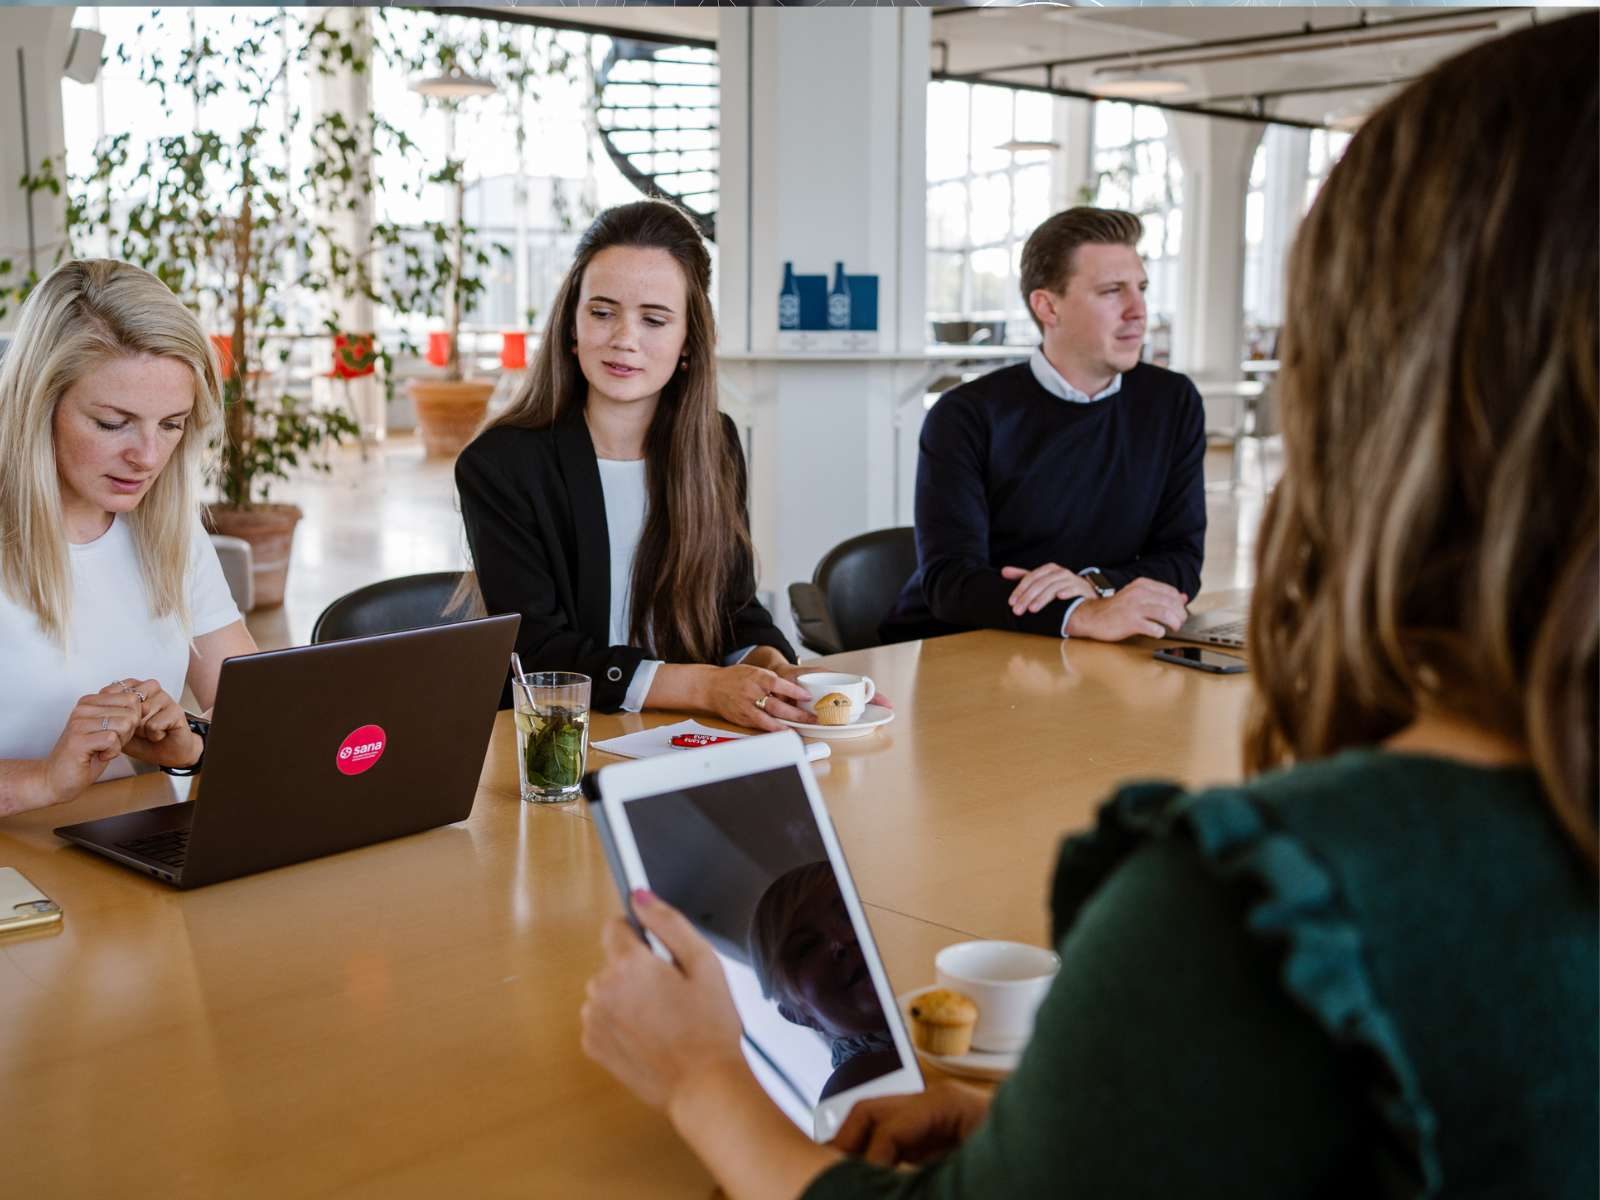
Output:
[748, 863, 898, 1102]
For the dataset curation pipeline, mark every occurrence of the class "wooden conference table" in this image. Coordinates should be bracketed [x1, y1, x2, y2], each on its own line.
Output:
[1, 628, 1250, 1198]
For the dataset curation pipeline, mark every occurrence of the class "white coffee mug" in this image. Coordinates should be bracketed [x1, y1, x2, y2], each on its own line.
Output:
[934, 940, 1061, 1054]
[796, 672, 876, 723]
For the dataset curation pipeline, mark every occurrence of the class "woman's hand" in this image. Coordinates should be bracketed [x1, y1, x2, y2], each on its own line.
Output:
[698, 665, 817, 732]
[765, 662, 895, 711]
[744, 649, 897, 711]
[36, 686, 144, 808]
[830, 1081, 993, 1166]
[581, 889, 748, 1111]
[117, 678, 204, 770]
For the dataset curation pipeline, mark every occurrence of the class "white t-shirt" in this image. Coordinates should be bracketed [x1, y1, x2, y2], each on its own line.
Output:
[0, 514, 242, 778]
[597, 458, 649, 647]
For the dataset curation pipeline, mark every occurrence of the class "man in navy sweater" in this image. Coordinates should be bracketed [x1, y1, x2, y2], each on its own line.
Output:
[881, 207, 1204, 644]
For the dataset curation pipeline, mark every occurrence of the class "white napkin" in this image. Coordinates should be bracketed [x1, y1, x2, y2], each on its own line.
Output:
[591, 719, 830, 762]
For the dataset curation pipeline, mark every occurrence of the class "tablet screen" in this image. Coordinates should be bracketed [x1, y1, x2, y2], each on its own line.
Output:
[621, 764, 909, 1133]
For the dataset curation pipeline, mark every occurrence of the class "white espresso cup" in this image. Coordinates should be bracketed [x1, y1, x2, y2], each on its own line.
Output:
[796, 672, 876, 723]
[934, 940, 1061, 1054]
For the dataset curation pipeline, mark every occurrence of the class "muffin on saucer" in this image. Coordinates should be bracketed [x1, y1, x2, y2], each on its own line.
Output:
[907, 988, 978, 1056]
[813, 693, 855, 726]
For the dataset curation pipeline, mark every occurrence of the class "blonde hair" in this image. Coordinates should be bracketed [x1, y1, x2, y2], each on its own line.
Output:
[1245, 15, 1598, 866]
[0, 259, 223, 643]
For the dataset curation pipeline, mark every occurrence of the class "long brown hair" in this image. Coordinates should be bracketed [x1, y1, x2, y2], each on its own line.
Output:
[484, 199, 752, 664]
[1245, 14, 1598, 866]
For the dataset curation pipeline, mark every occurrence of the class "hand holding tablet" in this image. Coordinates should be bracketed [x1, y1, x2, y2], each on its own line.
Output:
[582, 888, 747, 1111]
[582, 731, 924, 1141]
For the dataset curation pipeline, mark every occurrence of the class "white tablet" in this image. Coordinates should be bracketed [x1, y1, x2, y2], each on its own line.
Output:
[585, 730, 924, 1142]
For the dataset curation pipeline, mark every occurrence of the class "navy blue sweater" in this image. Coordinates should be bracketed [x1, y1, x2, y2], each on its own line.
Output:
[881, 360, 1206, 642]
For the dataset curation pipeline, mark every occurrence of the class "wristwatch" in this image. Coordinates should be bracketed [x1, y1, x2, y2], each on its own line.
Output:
[1080, 569, 1116, 599]
[161, 713, 210, 777]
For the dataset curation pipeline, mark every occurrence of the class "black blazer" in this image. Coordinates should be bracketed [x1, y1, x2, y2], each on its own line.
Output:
[456, 408, 795, 712]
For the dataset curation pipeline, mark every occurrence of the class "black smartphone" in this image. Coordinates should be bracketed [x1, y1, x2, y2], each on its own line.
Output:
[1154, 645, 1248, 674]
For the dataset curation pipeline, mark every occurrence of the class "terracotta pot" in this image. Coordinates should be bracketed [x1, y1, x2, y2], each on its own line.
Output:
[204, 503, 302, 610]
[408, 377, 495, 458]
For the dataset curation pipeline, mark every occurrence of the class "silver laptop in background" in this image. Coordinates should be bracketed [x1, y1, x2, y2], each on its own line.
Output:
[1169, 607, 1248, 649]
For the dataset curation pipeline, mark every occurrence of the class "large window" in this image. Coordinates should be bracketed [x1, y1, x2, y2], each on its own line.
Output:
[61, 9, 663, 346]
[1089, 102, 1182, 366]
[925, 81, 1055, 343]
[1241, 125, 1353, 359]
[1304, 128, 1353, 212]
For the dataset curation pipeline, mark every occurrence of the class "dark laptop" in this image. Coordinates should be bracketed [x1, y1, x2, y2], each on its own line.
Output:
[55, 614, 519, 888]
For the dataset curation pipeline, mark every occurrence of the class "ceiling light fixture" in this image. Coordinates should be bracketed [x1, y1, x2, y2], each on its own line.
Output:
[409, 70, 498, 101]
[1089, 65, 1191, 100]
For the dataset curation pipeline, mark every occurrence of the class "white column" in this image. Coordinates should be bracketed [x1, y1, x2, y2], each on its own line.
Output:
[1050, 95, 1094, 212]
[1259, 125, 1309, 331]
[717, 9, 929, 641]
[0, 8, 75, 333]
[307, 7, 382, 441]
[1169, 113, 1265, 387]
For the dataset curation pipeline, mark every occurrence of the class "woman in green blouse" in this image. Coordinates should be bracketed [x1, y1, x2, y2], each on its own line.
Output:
[578, 14, 1598, 1200]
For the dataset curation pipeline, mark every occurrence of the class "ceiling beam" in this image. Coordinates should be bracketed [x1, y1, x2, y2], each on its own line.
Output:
[414, 6, 718, 52]
[939, 8, 1514, 76]
[929, 70, 1335, 133]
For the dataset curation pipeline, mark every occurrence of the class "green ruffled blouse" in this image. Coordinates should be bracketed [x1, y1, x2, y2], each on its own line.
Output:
[807, 751, 1598, 1199]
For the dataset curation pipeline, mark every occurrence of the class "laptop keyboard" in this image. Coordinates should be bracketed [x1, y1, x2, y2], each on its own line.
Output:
[116, 828, 189, 870]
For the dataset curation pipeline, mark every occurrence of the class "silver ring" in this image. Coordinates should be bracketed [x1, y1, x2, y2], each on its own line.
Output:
[134, 690, 146, 703]
[100, 716, 110, 731]
[755, 694, 769, 711]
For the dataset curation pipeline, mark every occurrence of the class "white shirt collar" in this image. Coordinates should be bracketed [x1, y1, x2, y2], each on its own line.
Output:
[1029, 347, 1122, 404]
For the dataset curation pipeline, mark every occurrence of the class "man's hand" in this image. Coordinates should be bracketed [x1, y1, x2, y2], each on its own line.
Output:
[1065, 577, 1189, 641]
[1000, 563, 1096, 616]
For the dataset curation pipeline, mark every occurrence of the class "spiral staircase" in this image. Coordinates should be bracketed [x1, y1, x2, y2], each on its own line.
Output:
[595, 39, 720, 241]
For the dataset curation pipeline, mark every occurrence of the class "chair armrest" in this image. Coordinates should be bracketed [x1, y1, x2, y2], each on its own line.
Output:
[209, 534, 255, 613]
[788, 582, 844, 657]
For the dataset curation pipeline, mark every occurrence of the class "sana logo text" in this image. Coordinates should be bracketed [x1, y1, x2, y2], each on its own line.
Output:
[336, 724, 388, 776]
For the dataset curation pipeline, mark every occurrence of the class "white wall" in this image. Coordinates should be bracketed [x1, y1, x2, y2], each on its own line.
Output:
[717, 9, 931, 639]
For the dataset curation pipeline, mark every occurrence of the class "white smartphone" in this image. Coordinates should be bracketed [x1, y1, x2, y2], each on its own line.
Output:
[585, 731, 924, 1143]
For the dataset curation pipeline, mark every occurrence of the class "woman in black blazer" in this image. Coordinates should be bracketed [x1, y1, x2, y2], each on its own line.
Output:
[456, 201, 817, 726]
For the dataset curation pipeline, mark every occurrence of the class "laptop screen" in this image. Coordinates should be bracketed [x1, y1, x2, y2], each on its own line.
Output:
[623, 764, 907, 1132]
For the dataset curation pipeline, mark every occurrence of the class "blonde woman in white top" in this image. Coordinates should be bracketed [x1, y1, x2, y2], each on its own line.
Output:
[0, 259, 257, 817]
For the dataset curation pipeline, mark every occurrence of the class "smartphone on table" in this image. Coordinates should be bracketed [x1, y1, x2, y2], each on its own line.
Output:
[1153, 646, 1248, 674]
[0, 867, 63, 934]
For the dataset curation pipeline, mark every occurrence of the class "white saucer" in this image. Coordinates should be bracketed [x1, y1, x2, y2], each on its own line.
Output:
[897, 986, 1021, 1082]
[778, 703, 895, 741]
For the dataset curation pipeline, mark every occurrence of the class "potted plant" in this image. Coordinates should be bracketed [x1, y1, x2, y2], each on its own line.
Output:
[402, 150, 499, 459]
[68, 10, 358, 608]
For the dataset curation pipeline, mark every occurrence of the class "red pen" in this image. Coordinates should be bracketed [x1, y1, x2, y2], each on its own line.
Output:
[670, 733, 739, 748]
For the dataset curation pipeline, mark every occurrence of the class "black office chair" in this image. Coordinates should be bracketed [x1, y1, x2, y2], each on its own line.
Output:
[310, 571, 471, 644]
[787, 528, 918, 657]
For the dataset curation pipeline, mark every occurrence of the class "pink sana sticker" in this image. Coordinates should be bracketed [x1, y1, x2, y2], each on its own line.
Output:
[336, 724, 387, 776]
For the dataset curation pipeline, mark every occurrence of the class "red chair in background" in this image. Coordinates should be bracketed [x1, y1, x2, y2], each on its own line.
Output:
[492, 331, 530, 406]
[324, 333, 379, 460]
[425, 331, 452, 370]
[500, 332, 527, 371]
[210, 333, 236, 382]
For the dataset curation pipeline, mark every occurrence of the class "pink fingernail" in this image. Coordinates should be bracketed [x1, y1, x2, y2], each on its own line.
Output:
[631, 888, 656, 907]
